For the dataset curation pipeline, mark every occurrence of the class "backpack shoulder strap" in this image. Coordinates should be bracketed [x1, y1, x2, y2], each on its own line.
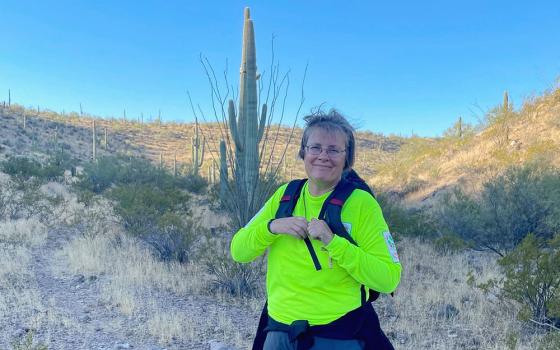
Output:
[276, 179, 306, 219]
[319, 179, 358, 245]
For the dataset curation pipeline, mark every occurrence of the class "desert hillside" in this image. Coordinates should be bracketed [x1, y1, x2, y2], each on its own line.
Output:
[2, 87, 559, 205]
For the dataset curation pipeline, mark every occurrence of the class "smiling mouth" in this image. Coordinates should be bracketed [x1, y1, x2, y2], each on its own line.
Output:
[313, 164, 332, 169]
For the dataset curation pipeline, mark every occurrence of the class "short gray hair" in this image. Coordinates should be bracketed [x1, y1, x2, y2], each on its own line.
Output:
[298, 109, 355, 171]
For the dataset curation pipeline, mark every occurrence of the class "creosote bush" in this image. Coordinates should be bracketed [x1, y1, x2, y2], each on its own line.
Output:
[376, 193, 437, 239]
[499, 233, 560, 328]
[0, 153, 73, 183]
[437, 163, 560, 256]
[74, 155, 206, 263]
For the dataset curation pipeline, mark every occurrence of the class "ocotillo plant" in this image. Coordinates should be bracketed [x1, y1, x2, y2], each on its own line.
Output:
[191, 118, 205, 175]
[219, 140, 228, 199]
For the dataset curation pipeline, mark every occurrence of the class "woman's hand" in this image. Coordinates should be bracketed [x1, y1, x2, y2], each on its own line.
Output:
[269, 217, 309, 239]
[307, 218, 334, 245]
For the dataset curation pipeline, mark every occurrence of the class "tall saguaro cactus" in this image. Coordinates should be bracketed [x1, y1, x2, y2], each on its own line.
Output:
[191, 117, 205, 175]
[92, 120, 97, 160]
[228, 7, 267, 204]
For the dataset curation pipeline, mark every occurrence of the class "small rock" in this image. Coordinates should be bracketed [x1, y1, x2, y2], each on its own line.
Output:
[113, 343, 132, 349]
[75, 274, 86, 283]
[208, 339, 236, 350]
[436, 303, 459, 319]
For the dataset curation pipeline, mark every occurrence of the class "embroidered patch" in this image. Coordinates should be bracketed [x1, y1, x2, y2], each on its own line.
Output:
[343, 222, 352, 234]
[383, 231, 400, 263]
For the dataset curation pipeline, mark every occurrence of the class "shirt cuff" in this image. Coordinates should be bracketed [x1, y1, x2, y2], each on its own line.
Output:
[257, 220, 278, 245]
[324, 234, 349, 258]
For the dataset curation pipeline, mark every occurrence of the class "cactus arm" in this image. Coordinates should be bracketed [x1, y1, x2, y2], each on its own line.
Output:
[198, 137, 205, 167]
[257, 103, 267, 143]
[228, 100, 243, 152]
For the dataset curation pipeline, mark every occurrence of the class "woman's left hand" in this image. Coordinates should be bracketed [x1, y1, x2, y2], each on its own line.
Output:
[307, 218, 334, 245]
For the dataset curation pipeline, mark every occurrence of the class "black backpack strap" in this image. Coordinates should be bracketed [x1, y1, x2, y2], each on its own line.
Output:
[276, 180, 322, 271]
[319, 179, 357, 245]
[319, 175, 383, 304]
[276, 179, 306, 219]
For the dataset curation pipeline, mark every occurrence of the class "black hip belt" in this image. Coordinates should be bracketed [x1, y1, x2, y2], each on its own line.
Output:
[264, 303, 394, 350]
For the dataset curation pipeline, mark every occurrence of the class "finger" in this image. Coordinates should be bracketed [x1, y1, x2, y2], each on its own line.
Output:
[292, 224, 308, 239]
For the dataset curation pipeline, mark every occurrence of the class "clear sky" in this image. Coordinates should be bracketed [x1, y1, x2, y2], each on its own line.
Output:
[1, 0, 559, 137]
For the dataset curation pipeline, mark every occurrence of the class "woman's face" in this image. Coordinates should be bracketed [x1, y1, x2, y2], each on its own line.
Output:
[303, 127, 347, 190]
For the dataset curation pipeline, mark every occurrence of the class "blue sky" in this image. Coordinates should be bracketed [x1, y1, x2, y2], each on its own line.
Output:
[1, 0, 559, 137]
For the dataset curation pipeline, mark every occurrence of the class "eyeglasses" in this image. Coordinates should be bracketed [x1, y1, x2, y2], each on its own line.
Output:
[305, 145, 346, 157]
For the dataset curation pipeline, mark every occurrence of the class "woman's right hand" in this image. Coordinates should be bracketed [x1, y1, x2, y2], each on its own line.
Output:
[269, 217, 308, 239]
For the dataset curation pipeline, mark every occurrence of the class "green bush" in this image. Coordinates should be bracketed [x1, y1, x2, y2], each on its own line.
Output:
[434, 234, 469, 254]
[76, 155, 207, 195]
[377, 193, 437, 238]
[205, 247, 265, 298]
[144, 212, 198, 263]
[437, 163, 560, 255]
[1, 153, 73, 183]
[499, 233, 560, 327]
[108, 183, 190, 236]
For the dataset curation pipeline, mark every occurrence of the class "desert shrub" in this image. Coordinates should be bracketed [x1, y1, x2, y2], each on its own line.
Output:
[438, 163, 560, 255]
[499, 233, 560, 328]
[76, 155, 206, 195]
[377, 193, 437, 238]
[200, 236, 265, 298]
[108, 183, 190, 237]
[1, 154, 72, 183]
[434, 233, 469, 254]
[0, 177, 61, 223]
[10, 330, 48, 350]
[538, 331, 560, 350]
[143, 212, 198, 263]
[175, 172, 208, 194]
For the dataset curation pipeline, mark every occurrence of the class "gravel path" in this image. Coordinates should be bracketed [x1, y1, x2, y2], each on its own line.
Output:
[2, 225, 258, 350]
[28, 227, 164, 350]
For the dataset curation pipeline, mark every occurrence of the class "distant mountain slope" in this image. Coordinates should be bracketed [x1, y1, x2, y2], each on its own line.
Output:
[1, 86, 558, 206]
[0, 105, 402, 182]
[369, 87, 560, 205]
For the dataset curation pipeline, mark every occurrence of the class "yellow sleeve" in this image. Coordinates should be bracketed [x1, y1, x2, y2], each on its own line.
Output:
[230, 184, 288, 263]
[325, 191, 401, 293]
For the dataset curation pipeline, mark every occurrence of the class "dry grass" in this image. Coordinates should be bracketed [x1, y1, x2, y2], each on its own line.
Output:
[379, 238, 547, 349]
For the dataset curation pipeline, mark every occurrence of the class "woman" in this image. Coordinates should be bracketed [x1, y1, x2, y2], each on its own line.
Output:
[231, 110, 401, 350]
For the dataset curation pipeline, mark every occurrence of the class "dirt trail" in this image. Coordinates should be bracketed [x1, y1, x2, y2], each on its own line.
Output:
[29, 227, 165, 350]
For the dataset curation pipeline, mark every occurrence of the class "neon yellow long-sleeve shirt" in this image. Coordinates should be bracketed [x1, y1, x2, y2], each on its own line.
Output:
[230, 182, 401, 325]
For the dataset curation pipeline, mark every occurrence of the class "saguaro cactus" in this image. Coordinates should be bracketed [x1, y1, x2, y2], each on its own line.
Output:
[92, 120, 97, 160]
[173, 151, 177, 177]
[503, 91, 509, 111]
[191, 118, 205, 175]
[228, 7, 267, 197]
